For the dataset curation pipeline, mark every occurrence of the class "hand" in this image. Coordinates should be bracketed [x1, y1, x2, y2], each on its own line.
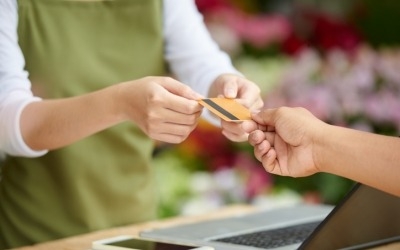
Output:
[210, 74, 263, 142]
[242, 107, 325, 177]
[118, 76, 204, 143]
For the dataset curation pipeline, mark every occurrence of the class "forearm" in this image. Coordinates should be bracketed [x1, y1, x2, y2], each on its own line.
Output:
[20, 84, 126, 151]
[317, 125, 400, 197]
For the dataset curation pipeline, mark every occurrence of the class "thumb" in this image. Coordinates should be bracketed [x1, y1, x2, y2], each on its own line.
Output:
[223, 80, 238, 99]
[251, 109, 277, 126]
[160, 78, 204, 100]
[241, 120, 259, 133]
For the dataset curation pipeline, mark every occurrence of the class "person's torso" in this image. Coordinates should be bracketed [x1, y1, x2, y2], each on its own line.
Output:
[0, 0, 165, 248]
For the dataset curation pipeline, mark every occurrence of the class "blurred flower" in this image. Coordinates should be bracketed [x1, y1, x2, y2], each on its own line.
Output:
[309, 12, 363, 54]
[234, 152, 273, 200]
[281, 32, 308, 56]
[206, 21, 243, 56]
[197, 0, 363, 57]
[230, 13, 292, 49]
[195, 0, 232, 13]
[264, 45, 400, 135]
[197, 0, 292, 56]
[153, 148, 273, 217]
[154, 119, 278, 217]
[233, 55, 289, 96]
[177, 120, 236, 171]
[176, 120, 274, 198]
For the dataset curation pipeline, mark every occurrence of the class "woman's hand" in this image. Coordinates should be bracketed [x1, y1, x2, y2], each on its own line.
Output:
[209, 74, 263, 142]
[118, 76, 204, 143]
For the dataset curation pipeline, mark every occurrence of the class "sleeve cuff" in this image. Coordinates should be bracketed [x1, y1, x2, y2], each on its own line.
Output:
[0, 96, 48, 157]
[13, 98, 48, 157]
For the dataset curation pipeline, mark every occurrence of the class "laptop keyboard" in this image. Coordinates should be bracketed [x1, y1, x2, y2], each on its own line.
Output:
[212, 221, 320, 249]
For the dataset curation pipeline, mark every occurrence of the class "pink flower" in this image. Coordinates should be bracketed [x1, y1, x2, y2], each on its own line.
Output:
[365, 91, 400, 124]
[234, 152, 273, 199]
[200, 4, 292, 50]
[206, 22, 242, 55]
[375, 49, 400, 86]
[231, 14, 292, 49]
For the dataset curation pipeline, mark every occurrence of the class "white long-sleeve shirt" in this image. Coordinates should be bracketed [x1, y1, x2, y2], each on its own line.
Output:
[0, 0, 239, 157]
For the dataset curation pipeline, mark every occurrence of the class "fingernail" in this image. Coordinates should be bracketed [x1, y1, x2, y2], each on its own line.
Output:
[226, 88, 235, 98]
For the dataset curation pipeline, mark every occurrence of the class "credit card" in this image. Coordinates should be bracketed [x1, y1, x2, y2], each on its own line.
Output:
[198, 98, 251, 122]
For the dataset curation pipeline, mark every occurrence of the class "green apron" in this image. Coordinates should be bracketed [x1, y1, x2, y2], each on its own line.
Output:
[0, 0, 165, 248]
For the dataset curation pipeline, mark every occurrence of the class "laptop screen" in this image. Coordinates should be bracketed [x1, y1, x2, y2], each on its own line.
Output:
[299, 183, 400, 250]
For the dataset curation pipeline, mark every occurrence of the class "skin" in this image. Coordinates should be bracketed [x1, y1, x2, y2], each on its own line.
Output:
[208, 74, 263, 142]
[242, 107, 400, 197]
[20, 74, 262, 151]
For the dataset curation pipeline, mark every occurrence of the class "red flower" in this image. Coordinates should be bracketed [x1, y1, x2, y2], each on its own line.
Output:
[178, 120, 236, 171]
[282, 9, 363, 56]
[281, 32, 308, 56]
[234, 152, 273, 199]
[195, 0, 232, 14]
[309, 13, 363, 54]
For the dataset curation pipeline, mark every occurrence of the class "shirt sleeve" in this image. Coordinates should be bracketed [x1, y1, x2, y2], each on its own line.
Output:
[0, 0, 48, 157]
[163, 0, 242, 125]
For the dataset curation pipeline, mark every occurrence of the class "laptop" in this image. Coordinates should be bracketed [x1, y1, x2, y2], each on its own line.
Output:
[140, 183, 400, 250]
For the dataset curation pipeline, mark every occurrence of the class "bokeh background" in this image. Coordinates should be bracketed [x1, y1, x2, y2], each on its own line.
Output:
[154, 0, 400, 218]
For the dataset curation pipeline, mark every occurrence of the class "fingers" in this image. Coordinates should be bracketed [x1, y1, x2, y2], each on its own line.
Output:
[234, 77, 263, 110]
[220, 120, 248, 142]
[136, 78, 204, 143]
[261, 149, 278, 174]
[241, 120, 267, 133]
[253, 139, 271, 161]
[148, 108, 202, 126]
[221, 130, 247, 142]
[214, 75, 262, 110]
[248, 130, 266, 146]
[248, 129, 274, 145]
[220, 118, 271, 142]
[248, 129, 277, 162]
[254, 138, 280, 175]
[159, 77, 204, 100]
[248, 130, 279, 174]
[156, 89, 203, 115]
[168, 98, 203, 115]
[222, 78, 238, 99]
[144, 109, 201, 143]
[249, 98, 264, 112]
[251, 109, 277, 126]
[241, 120, 258, 133]
[149, 122, 198, 144]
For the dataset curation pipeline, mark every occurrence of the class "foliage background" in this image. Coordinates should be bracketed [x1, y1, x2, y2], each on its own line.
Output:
[154, 0, 400, 218]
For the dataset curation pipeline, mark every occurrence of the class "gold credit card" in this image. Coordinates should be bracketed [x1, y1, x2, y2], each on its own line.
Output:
[198, 98, 251, 122]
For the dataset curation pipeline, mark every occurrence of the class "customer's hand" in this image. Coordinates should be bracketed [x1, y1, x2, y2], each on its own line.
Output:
[242, 107, 326, 177]
[210, 74, 263, 142]
[118, 76, 204, 143]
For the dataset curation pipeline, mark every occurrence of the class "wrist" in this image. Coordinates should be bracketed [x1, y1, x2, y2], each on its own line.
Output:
[108, 83, 130, 123]
[312, 122, 333, 173]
